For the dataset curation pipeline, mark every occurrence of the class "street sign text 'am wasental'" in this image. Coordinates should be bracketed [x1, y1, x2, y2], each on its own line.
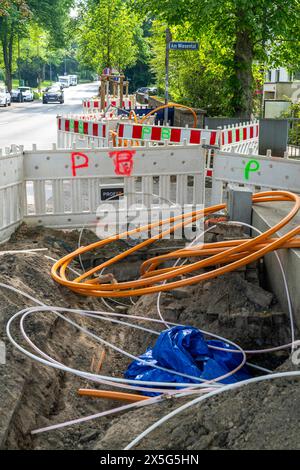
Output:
[169, 41, 199, 51]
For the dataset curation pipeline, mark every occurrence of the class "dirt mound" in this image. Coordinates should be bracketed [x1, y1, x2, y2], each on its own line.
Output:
[0, 224, 299, 450]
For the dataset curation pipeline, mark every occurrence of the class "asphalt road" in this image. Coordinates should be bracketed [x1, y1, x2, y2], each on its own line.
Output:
[0, 82, 98, 150]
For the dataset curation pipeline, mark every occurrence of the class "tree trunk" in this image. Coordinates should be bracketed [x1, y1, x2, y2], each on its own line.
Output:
[231, 13, 254, 118]
[1, 23, 14, 92]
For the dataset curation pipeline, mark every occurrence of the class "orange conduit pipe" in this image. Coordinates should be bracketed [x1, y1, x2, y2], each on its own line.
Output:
[51, 191, 300, 298]
[129, 110, 139, 123]
[78, 389, 148, 403]
[140, 103, 198, 128]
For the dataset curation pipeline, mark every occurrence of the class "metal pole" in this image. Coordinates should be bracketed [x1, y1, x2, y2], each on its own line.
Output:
[18, 35, 21, 86]
[164, 28, 171, 125]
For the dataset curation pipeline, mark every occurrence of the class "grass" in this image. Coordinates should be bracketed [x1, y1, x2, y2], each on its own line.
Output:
[12, 79, 54, 91]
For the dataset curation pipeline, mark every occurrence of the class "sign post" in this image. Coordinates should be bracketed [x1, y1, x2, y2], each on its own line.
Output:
[164, 28, 172, 125]
[164, 37, 199, 126]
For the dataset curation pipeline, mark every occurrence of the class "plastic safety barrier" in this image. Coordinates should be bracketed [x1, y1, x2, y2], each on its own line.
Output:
[117, 122, 220, 146]
[0, 147, 24, 243]
[83, 96, 136, 113]
[19, 145, 205, 228]
[211, 150, 300, 205]
[57, 116, 108, 149]
[221, 122, 259, 146]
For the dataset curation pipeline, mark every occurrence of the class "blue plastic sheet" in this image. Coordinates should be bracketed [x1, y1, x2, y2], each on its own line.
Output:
[125, 326, 251, 395]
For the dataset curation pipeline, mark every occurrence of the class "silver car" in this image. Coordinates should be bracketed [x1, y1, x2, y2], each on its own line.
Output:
[0, 86, 11, 107]
[18, 86, 34, 102]
[11, 86, 34, 102]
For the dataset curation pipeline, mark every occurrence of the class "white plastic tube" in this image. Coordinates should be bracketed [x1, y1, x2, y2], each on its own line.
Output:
[124, 370, 300, 450]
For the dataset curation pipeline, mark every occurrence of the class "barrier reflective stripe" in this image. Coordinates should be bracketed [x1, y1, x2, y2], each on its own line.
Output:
[58, 118, 106, 138]
[221, 123, 259, 146]
[83, 99, 133, 110]
[117, 123, 219, 146]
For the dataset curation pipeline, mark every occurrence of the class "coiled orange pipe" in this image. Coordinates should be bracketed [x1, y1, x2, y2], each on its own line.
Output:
[51, 191, 300, 298]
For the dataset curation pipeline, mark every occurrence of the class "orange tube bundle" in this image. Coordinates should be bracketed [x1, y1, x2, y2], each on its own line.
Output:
[51, 191, 300, 298]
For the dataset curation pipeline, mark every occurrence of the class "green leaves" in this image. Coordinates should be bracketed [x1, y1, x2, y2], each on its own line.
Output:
[135, 0, 300, 116]
[77, 0, 141, 72]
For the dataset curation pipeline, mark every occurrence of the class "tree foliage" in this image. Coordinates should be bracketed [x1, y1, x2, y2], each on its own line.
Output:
[0, 0, 73, 90]
[133, 0, 300, 117]
[77, 0, 141, 73]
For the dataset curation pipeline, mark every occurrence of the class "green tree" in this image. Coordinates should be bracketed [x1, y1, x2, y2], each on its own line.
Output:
[0, 0, 73, 90]
[149, 20, 234, 115]
[133, 0, 300, 118]
[125, 19, 154, 91]
[77, 0, 140, 73]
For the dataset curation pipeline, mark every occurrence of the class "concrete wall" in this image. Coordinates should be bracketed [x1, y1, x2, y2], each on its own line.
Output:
[174, 108, 206, 129]
[204, 117, 250, 129]
[253, 202, 300, 331]
[148, 96, 206, 128]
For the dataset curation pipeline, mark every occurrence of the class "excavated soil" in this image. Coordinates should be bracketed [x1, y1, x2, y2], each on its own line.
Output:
[0, 223, 299, 450]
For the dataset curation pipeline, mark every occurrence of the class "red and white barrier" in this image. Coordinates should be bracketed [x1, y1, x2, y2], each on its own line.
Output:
[57, 116, 108, 149]
[115, 122, 260, 178]
[83, 96, 136, 113]
[117, 123, 220, 146]
[221, 123, 259, 146]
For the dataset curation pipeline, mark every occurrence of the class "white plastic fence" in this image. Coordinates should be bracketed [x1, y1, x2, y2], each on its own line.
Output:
[0, 147, 24, 243]
[220, 122, 259, 155]
[115, 121, 259, 177]
[116, 122, 220, 146]
[0, 143, 206, 243]
[82, 96, 136, 113]
[211, 150, 300, 205]
[57, 116, 108, 149]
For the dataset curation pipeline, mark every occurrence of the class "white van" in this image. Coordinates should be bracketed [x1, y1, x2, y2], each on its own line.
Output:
[58, 76, 71, 88]
[0, 86, 11, 107]
[69, 75, 78, 86]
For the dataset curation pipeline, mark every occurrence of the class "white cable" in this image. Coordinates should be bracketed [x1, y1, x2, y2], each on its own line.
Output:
[0, 248, 48, 256]
[156, 225, 217, 328]
[10, 304, 245, 387]
[228, 220, 295, 351]
[124, 370, 300, 450]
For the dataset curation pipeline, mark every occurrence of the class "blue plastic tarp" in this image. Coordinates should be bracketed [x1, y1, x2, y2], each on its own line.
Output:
[125, 326, 251, 395]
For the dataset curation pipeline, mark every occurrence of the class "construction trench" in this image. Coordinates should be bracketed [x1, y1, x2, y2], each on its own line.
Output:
[1, 93, 300, 450]
[1, 196, 300, 451]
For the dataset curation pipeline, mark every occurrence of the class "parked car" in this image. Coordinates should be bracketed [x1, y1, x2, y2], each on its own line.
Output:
[11, 86, 34, 102]
[136, 86, 158, 95]
[136, 87, 150, 94]
[42, 86, 64, 104]
[0, 86, 11, 107]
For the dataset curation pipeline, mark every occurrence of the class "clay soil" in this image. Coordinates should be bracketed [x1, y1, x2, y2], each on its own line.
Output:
[0, 224, 299, 450]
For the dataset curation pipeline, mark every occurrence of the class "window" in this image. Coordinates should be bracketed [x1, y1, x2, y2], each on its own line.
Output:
[294, 71, 300, 80]
[275, 69, 280, 82]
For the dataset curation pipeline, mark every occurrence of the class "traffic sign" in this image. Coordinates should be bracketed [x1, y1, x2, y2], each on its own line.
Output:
[169, 41, 199, 51]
